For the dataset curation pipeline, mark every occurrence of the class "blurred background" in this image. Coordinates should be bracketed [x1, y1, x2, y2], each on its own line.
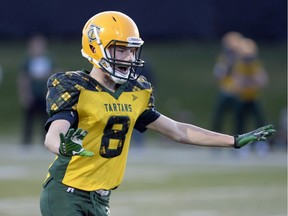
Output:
[0, 0, 287, 215]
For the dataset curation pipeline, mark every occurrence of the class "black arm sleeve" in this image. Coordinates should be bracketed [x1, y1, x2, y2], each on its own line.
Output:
[45, 110, 78, 131]
[134, 108, 161, 133]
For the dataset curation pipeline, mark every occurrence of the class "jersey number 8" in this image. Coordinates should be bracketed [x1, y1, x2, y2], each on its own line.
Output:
[100, 116, 130, 158]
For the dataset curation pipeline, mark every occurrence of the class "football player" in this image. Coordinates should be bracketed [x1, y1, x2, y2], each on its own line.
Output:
[40, 11, 276, 216]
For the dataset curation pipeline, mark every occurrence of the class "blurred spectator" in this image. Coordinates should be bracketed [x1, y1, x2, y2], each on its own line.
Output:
[17, 35, 55, 147]
[211, 31, 243, 134]
[233, 38, 268, 134]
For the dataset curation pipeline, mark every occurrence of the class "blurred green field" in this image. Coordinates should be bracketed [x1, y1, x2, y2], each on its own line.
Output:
[0, 39, 286, 141]
[0, 39, 286, 216]
[0, 142, 286, 216]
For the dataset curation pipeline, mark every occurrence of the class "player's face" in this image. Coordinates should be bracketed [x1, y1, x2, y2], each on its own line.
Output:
[108, 46, 136, 75]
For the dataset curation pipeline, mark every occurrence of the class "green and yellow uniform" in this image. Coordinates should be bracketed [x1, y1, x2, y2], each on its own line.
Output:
[44, 70, 160, 191]
[215, 54, 237, 94]
[233, 60, 264, 101]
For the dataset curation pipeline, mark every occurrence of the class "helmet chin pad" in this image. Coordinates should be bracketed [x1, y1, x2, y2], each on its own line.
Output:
[108, 68, 130, 84]
[110, 74, 128, 84]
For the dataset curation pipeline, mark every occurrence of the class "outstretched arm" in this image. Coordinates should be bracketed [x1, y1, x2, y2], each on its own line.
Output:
[147, 115, 234, 147]
[147, 115, 275, 148]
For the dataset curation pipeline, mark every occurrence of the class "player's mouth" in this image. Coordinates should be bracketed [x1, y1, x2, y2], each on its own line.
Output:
[116, 66, 130, 74]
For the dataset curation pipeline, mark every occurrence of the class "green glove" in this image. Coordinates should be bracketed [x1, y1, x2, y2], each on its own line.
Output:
[59, 128, 94, 157]
[234, 124, 276, 149]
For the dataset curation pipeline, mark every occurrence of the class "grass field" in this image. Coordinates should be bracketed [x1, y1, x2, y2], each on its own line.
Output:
[0, 140, 286, 216]
[0, 39, 286, 216]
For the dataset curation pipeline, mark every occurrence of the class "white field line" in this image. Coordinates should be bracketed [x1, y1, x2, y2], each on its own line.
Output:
[0, 143, 286, 168]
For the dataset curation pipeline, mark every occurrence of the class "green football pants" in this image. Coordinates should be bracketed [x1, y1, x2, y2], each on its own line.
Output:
[40, 177, 111, 216]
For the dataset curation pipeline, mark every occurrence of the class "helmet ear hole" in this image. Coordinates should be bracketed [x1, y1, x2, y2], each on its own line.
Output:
[89, 45, 96, 53]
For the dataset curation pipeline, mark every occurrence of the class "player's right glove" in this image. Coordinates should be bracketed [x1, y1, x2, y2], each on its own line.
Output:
[234, 124, 276, 149]
[59, 128, 94, 157]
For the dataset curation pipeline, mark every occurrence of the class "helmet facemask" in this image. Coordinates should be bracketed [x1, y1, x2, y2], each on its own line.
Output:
[100, 40, 145, 84]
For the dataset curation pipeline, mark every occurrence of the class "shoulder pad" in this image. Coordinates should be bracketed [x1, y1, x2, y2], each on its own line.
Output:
[48, 71, 92, 90]
[46, 71, 88, 116]
[135, 75, 152, 90]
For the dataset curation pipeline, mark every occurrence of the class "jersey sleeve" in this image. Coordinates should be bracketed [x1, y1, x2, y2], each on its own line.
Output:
[134, 108, 161, 133]
[134, 76, 161, 132]
[45, 71, 84, 129]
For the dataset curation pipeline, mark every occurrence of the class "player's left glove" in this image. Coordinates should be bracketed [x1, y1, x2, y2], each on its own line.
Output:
[234, 124, 276, 149]
[59, 128, 94, 157]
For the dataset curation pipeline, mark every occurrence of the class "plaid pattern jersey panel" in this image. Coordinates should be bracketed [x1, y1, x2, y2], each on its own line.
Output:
[46, 71, 95, 117]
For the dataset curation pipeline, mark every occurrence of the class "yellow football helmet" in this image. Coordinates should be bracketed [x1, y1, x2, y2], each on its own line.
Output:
[81, 11, 145, 84]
